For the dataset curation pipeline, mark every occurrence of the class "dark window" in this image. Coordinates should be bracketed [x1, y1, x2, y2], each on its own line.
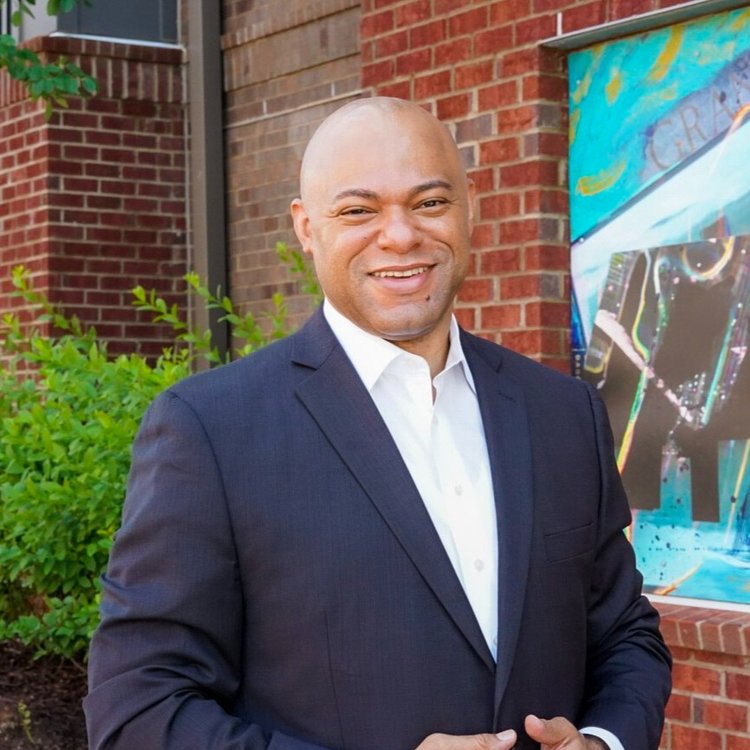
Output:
[58, 0, 177, 44]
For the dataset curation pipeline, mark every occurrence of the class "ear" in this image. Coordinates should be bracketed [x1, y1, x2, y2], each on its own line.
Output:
[465, 178, 476, 233]
[290, 198, 314, 255]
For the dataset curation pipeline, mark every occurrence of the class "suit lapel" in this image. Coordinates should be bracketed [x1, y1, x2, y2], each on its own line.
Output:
[292, 311, 495, 671]
[461, 332, 534, 718]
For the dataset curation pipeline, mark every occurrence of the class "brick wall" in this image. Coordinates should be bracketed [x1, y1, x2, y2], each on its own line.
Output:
[0, 82, 51, 320]
[222, 0, 362, 328]
[0, 37, 188, 356]
[357, 2, 750, 748]
[361, 0, 750, 750]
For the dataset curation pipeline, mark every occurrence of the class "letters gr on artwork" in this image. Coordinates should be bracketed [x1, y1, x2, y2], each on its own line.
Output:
[568, 7, 750, 604]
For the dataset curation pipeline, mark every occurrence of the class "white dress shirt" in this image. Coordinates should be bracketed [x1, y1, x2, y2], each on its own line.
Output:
[323, 300, 623, 750]
[324, 300, 498, 659]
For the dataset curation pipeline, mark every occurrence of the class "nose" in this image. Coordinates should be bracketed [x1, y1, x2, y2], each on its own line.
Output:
[377, 208, 422, 253]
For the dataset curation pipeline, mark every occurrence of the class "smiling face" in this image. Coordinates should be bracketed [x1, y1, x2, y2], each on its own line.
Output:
[291, 98, 474, 364]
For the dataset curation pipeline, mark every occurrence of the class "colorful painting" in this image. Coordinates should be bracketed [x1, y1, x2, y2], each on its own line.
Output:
[569, 8, 750, 604]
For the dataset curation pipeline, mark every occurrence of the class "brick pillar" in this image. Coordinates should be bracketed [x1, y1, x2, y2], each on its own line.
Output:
[0, 37, 188, 356]
[0, 79, 50, 319]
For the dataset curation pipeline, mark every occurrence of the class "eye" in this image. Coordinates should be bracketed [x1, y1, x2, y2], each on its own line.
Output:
[416, 198, 449, 211]
[340, 207, 371, 215]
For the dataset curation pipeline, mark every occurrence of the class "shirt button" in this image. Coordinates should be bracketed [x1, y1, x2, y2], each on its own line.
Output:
[474, 559, 485, 571]
[454, 484, 463, 495]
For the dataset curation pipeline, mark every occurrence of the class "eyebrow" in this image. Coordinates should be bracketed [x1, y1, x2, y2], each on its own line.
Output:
[332, 180, 454, 203]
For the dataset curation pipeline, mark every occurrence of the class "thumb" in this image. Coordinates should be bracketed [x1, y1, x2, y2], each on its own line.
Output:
[525, 714, 579, 745]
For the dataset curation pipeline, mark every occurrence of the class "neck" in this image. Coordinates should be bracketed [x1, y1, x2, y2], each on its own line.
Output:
[390, 330, 450, 380]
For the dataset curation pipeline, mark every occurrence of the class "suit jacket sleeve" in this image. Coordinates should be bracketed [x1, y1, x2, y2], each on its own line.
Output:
[578, 384, 672, 749]
[84, 390, 333, 750]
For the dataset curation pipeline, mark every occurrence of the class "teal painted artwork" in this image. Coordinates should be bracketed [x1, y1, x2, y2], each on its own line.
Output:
[569, 8, 750, 605]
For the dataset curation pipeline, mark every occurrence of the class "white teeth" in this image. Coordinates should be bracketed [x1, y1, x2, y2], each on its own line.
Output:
[372, 267, 428, 278]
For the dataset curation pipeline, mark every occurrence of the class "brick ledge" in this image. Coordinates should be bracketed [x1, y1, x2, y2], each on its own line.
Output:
[654, 601, 750, 657]
[23, 35, 184, 64]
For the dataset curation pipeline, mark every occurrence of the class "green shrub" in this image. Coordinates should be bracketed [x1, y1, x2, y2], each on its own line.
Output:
[0, 245, 320, 661]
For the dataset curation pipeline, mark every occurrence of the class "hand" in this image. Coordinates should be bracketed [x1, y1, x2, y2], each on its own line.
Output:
[524, 715, 609, 749]
[415, 729, 517, 750]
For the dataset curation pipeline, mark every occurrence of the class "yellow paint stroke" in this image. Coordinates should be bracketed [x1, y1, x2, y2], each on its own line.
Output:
[571, 46, 603, 106]
[729, 7, 750, 30]
[697, 40, 737, 67]
[709, 105, 750, 176]
[569, 108, 581, 142]
[723, 439, 750, 548]
[647, 27, 684, 83]
[653, 562, 702, 596]
[575, 158, 626, 196]
[605, 70, 622, 104]
[571, 68, 593, 107]
[621, 83, 679, 130]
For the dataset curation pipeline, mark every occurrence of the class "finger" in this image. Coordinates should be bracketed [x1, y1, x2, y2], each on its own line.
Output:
[524, 714, 580, 745]
[416, 730, 517, 750]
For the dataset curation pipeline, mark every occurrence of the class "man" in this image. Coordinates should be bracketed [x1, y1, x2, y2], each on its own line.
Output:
[85, 98, 671, 750]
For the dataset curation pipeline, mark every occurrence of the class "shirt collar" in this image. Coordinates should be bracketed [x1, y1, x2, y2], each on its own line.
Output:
[322, 299, 476, 394]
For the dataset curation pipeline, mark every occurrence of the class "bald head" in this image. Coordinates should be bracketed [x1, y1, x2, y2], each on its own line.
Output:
[299, 97, 464, 203]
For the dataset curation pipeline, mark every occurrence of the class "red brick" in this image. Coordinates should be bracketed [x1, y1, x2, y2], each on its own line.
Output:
[376, 30, 409, 57]
[474, 25, 514, 56]
[361, 9, 395, 38]
[525, 301, 569, 327]
[479, 80, 519, 110]
[363, 60, 395, 87]
[698, 698, 748, 732]
[457, 278, 493, 303]
[455, 60, 494, 90]
[434, 37, 473, 65]
[501, 274, 543, 299]
[665, 693, 691, 722]
[673, 663, 722, 696]
[522, 74, 568, 101]
[448, 7, 488, 36]
[468, 166, 494, 192]
[610, 0, 654, 20]
[396, 48, 433, 75]
[727, 736, 750, 750]
[410, 19, 447, 49]
[376, 81, 412, 99]
[414, 70, 452, 100]
[500, 48, 541, 77]
[480, 249, 521, 274]
[502, 328, 560, 355]
[670, 724, 723, 750]
[454, 306, 476, 330]
[727, 672, 750, 701]
[501, 160, 559, 188]
[516, 14, 556, 44]
[490, 0, 532, 22]
[471, 223, 496, 248]
[563, 2, 608, 33]
[434, 0, 473, 12]
[481, 304, 521, 329]
[480, 192, 521, 220]
[393, 0, 430, 26]
[524, 132, 568, 158]
[524, 189, 567, 214]
[437, 94, 471, 120]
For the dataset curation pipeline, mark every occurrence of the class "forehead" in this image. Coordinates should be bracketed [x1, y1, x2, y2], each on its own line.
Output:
[305, 107, 462, 198]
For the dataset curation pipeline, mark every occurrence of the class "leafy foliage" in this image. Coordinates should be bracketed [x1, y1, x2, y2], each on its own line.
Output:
[0, 0, 97, 117]
[0, 245, 320, 660]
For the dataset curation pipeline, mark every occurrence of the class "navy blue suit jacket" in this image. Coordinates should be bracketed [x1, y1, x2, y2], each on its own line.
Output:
[85, 309, 671, 750]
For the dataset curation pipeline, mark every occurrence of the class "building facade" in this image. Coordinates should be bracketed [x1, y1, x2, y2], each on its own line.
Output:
[2, 0, 750, 747]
